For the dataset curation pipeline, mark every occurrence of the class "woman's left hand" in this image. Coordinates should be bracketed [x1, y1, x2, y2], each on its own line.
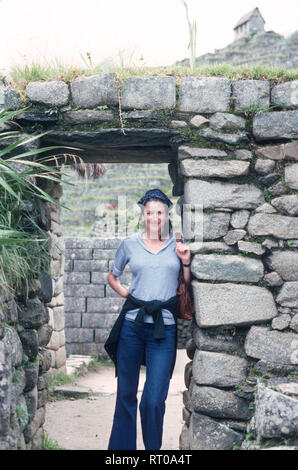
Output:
[175, 241, 191, 265]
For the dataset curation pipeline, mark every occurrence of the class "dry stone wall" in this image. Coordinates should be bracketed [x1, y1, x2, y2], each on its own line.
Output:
[64, 237, 124, 356]
[0, 74, 297, 450]
[175, 79, 298, 449]
[0, 179, 64, 449]
[46, 184, 67, 375]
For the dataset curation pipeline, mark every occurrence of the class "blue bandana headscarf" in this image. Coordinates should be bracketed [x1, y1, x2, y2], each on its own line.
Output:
[137, 188, 173, 209]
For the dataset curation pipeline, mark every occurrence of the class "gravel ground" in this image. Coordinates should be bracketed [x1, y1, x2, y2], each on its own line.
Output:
[44, 350, 189, 450]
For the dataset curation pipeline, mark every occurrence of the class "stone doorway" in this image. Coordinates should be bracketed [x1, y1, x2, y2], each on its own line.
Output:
[42, 129, 191, 373]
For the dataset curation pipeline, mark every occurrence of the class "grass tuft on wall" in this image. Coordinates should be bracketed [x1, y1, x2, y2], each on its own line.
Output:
[5, 61, 298, 91]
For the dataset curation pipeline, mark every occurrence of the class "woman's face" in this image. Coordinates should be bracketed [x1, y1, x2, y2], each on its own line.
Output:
[142, 200, 169, 239]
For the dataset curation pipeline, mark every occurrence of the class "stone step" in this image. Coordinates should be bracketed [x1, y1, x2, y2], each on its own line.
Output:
[53, 384, 93, 398]
[52, 355, 95, 398]
[66, 354, 94, 375]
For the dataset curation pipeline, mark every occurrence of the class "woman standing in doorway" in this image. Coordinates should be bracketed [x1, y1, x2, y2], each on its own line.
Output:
[104, 188, 191, 450]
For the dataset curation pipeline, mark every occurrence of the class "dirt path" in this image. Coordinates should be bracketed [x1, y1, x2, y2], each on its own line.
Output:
[44, 350, 188, 450]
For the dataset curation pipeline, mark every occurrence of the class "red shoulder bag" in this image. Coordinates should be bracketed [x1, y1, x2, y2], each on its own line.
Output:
[175, 233, 195, 321]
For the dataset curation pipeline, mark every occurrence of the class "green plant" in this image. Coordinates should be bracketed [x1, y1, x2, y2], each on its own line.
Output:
[118, 47, 138, 69]
[88, 356, 104, 369]
[245, 431, 254, 441]
[180, 0, 197, 71]
[6, 60, 298, 91]
[113, 74, 126, 136]
[80, 51, 93, 69]
[248, 366, 270, 380]
[0, 211, 51, 301]
[48, 356, 102, 393]
[0, 108, 82, 302]
[16, 404, 28, 426]
[263, 187, 273, 203]
[41, 431, 64, 450]
[48, 372, 75, 391]
[96, 354, 114, 367]
[241, 102, 272, 119]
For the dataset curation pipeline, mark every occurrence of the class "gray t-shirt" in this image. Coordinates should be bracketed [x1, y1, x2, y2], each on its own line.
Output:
[111, 230, 185, 325]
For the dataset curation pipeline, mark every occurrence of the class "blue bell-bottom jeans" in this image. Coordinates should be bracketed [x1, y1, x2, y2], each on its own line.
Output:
[108, 318, 176, 450]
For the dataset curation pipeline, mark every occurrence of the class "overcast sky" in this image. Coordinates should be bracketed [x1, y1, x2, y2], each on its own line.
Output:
[1, 0, 298, 72]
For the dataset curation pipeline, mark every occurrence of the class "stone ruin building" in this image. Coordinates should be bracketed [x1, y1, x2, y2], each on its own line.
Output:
[233, 7, 265, 40]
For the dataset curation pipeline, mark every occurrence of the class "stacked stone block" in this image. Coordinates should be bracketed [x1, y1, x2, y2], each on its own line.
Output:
[64, 237, 126, 356]
[242, 377, 298, 449]
[176, 78, 298, 450]
[45, 183, 67, 374]
[0, 181, 61, 449]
